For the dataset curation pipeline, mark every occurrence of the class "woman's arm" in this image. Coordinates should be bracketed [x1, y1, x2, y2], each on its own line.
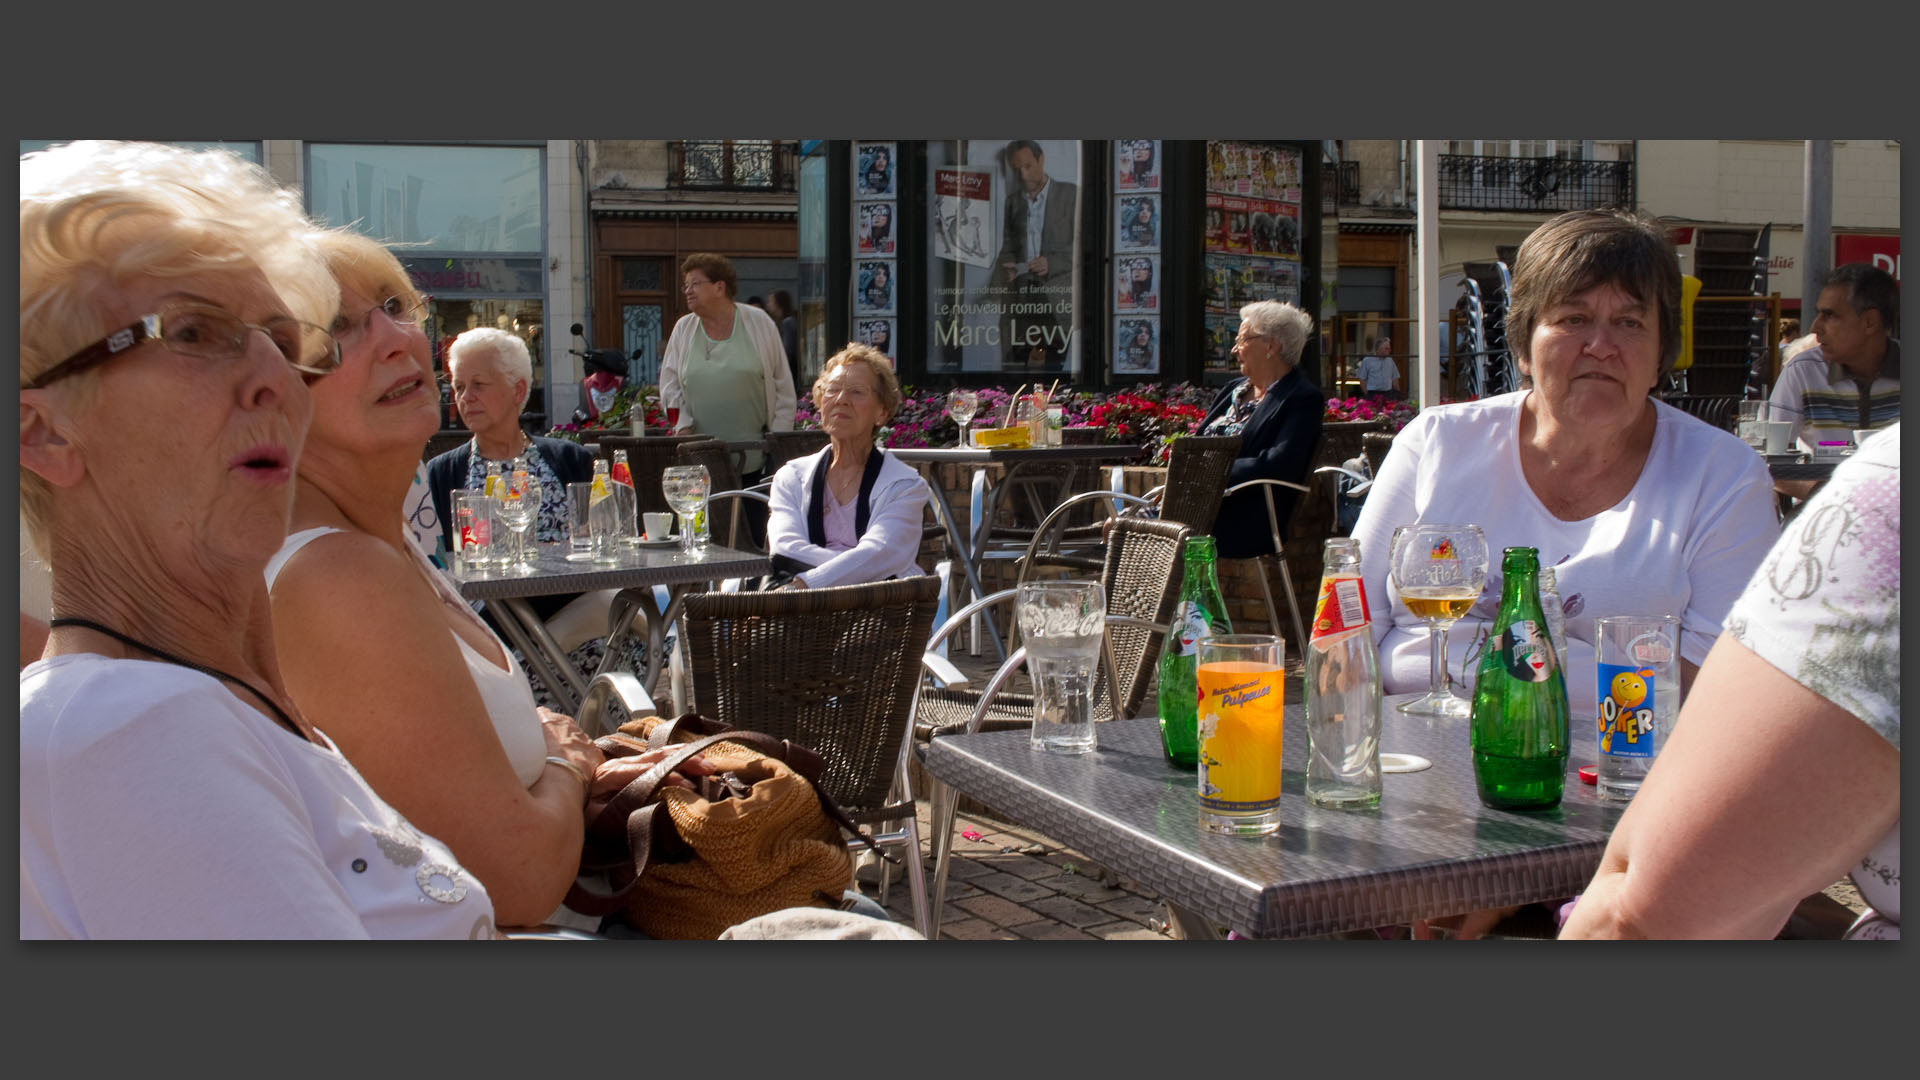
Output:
[1560, 633, 1898, 939]
[1677, 453, 1782, 669]
[658, 316, 694, 434]
[268, 531, 592, 927]
[795, 475, 930, 590]
[1226, 389, 1323, 488]
[766, 460, 835, 569]
[1349, 416, 1426, 652]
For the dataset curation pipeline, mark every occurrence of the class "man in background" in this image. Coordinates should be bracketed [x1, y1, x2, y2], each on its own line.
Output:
[1770, 263, 1899, 453]
[996, 140, 1077, 371]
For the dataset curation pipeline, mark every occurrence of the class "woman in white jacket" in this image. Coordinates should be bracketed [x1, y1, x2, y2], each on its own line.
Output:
[766, 344, 928, 590]
[658, 252, 796, 483]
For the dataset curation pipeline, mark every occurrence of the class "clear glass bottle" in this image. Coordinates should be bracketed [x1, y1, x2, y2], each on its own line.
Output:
[609, 449, 638, 541]
[1155, 536, 1232, 767]
[1469, 547, 1571, 810]
[1536, 565, 1569, 677]
[1304, 538, 1382, 809]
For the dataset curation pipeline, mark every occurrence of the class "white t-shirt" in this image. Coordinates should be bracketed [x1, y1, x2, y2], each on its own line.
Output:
[21, 655, 497, 939]
[1726, 423, 1899, 922]
[1350, 390, 1781, 721]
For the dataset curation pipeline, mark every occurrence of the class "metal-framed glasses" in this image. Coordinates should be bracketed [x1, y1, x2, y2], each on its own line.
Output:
[27, 303, 341, 390]
[331, 294, 426, 345]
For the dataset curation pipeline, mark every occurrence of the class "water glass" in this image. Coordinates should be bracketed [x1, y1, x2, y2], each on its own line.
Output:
[565, 482, 595, 561]
[1735, 400, 1765, 450]
[450, 490, 494, 574]
[661, 465, 711, 555]
[1015, 581, 1105, 755]
[1593, 615, 1680, 802]
[1197, 635, 1286, 835]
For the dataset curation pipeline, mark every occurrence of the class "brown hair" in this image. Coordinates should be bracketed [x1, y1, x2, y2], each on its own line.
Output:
[1506, 209, 1683, 381]
[813, 343, 901, 420]
[680, 252, 737, 298]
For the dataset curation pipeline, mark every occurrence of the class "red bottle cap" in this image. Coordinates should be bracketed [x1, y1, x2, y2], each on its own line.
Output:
[1578, 765, 1597, 785]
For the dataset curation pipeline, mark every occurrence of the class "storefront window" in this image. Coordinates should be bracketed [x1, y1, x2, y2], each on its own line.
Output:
[924, 139, 1085, 377]
[797, 144, 830, 378]
[307, 143, 542, 252]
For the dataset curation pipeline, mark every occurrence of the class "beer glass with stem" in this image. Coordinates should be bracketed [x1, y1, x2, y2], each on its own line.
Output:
[1389, 523, 1488, 719]
[946, 389, 978, 446]
[493, 471, 539, 575]
[660, 465, 710, 555]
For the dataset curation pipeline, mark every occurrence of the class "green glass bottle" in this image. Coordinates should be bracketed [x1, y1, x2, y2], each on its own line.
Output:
[1469, 547, 1570, 810]
[1156, 536, 1232, 767]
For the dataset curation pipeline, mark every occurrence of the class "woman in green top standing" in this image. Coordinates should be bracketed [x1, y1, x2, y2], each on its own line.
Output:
[658, 252, 797, 484]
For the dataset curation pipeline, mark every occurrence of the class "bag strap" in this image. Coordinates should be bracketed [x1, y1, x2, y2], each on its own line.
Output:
[566, 731, 742, 916]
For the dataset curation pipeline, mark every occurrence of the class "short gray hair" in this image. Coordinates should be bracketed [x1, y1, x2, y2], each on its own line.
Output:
[447, 327, 533, 410]
[1237, 301, 1314, 366]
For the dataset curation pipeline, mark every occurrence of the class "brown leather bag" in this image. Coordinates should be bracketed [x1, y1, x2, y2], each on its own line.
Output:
[565, 714, 892, 940]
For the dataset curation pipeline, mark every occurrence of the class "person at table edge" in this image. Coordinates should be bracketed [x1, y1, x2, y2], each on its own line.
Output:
[1199, 299, 1326, 560]
[1350, 209, 1780, 721]
[766, 343, 929, 590]
[1768, 263, 1898, 500]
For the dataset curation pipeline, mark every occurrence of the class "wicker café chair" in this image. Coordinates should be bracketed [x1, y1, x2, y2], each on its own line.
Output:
[1014, 434, 1240, 581]
[764, 429, 830, 474]
[676, 576, 946, 938]
[915, 516, 1190, 938]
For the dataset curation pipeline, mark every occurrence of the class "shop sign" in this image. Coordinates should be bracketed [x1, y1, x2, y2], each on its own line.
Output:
[399, 256, 543, 296]
[1834, 234, 1900, 281]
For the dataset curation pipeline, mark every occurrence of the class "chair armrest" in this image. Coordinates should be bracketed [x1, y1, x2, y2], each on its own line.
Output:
[1013, 489, 1157, 589]
[965, 644, 1031, 734]
[927, 586, 1023, 652]
[921, 651, 969, 690]
[575, 670, 658, 739]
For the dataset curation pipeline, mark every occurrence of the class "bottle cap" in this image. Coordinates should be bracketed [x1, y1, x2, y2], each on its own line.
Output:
[1577, 765, 1597, 785]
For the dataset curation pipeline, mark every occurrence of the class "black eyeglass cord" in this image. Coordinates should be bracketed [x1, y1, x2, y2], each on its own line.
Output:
[47, 617, 308, 742]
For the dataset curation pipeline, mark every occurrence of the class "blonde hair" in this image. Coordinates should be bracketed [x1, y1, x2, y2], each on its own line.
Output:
[812, 343, 901, 419]
[308, 229, 425, 335]
[448, 327, 534, 410]
[19, 140, 334, 558]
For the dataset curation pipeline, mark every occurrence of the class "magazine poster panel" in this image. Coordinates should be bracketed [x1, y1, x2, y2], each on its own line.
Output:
[1115, 139, 1161, 192]
[855, 142, 896, 198]
[855, 260, 896, 316]
[927, 139, 1082, 374]
[856, 318, 897, 362]
[931, 166, 995, 270]
[1204, 192, 1229, 253]
[1114, 316, 1160, 374]
[1115, 194, 1161, 252]
[1249, 199, 1300, 258]
[1221, 197, 1252, 255]
[1229, 257, 1302, 307]
[1203, 313, 1240, 373]
[1203, 253, 1235, 311]
[1115, 254, 1160, 312]
[1205, 140, 1302, 202]
[856, 200, 897, 256]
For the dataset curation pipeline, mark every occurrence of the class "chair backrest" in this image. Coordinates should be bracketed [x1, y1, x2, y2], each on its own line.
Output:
[613, 437, 707, 516]
[1361, 431, 1396, 477]
[1059, 426, 1106, 446]
[1157, 435, 1240, 533]
[678, 576, 943, 815]
[764, 429, 830, 474]
[1098, 516, 1192, 719]
[675, 438, 743, 493]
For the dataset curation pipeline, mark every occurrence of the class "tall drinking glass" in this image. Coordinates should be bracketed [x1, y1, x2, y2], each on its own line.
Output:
[660, 465, 710, 556]
[946, 389, 979, 447]
[1196, 634, 1286, 836]
[1389, 523, 1488, 719]
[1015, 580, 1105, 755]
[493, 471, 538, 575]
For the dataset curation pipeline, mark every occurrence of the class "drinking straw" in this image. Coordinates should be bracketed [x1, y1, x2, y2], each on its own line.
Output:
[1005, 383, 1028, 426]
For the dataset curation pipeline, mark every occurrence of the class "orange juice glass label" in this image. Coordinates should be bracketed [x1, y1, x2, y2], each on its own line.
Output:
[1196, 660, 1285, 813]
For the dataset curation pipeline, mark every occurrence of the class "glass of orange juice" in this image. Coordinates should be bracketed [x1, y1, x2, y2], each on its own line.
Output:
[1197, 634, 1286, 835]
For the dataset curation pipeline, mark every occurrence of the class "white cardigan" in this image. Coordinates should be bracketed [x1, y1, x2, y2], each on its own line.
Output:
[767, 447, 930, 590]
[658, 302, 797, 435]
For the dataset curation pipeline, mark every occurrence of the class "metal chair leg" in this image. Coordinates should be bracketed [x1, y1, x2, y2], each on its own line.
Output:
[927, 774, 959, 940]
[1275, 553, 1308, 653]
[901, 805, 932, 940]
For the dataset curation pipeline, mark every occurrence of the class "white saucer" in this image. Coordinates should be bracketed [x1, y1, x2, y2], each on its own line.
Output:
[1379, 753, 1433, 774]
[635, 537, 680, 548]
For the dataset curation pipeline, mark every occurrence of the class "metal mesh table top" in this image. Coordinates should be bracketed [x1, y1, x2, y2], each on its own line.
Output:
[922, 697, 1626, 938]
[449, 543, 770, 600]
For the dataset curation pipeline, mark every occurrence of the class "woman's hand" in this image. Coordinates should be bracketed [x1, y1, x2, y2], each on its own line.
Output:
[538, 707, 603, 777]
[585, 747, 716, 818]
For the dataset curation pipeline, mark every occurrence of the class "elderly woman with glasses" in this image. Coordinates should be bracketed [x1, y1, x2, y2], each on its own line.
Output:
[764, 344, 928, 590]
[658, 252, 796, 485]
[1199, 300, 1327, 560]
[20, 141, 499, 938]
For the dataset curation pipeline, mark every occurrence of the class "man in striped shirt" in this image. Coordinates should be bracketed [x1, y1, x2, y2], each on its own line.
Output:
[1769, 263, 1900, 454]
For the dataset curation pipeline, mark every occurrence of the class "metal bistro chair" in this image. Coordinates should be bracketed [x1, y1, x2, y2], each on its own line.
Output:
[1014, 435, 1240, 581]
[916, 516, 1190, 939]
[676, 576, 947, 939]
[1217, 477, 1313, 651]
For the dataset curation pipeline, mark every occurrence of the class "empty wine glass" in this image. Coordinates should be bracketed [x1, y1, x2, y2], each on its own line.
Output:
[1388, 523, 1489, 719]
[946, 389, 979, 446]
[493, 470, 538, 575]
[660, 465, 710, 555]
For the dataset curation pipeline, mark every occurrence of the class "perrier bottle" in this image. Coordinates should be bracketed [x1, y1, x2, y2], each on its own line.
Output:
[1469, 546, 1570, 810]
[1156, 536, 1232, 767]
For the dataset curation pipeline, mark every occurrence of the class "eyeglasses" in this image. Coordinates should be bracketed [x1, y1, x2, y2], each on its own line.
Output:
[27, 303, 341, 390]
[330, 295, 424, 345]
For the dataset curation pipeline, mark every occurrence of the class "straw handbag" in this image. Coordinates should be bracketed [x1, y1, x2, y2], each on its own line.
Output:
[565, 714, 889, 940]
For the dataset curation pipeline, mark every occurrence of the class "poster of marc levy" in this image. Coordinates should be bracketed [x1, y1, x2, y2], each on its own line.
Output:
[927, 140, 1082, 374]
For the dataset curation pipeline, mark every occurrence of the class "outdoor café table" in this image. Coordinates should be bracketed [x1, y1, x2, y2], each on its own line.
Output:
[920, 693, 1626, 939]
[1767, 458, 1839, 484]
[448, 541, 770, 715]
[890, 443, 1146, 660]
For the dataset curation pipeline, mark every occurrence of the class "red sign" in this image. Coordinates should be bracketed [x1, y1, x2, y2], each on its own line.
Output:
[1834, 234, 1900, 281]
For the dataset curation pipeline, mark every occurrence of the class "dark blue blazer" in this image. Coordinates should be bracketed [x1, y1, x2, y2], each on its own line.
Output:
[1201, 367, 1324, 559]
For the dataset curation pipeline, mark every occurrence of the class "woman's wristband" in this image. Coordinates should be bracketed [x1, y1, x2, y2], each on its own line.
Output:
[545, 755, 591, 799]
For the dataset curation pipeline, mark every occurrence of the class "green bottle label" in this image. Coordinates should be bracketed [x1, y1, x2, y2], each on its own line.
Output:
[1498, 619, 1555, 682]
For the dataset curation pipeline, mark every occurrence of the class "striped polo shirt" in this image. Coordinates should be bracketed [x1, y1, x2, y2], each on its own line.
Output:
[1769, 339, 1900, 451]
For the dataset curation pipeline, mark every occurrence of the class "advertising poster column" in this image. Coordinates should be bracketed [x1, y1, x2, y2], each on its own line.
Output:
[927, 139, 1084, 377]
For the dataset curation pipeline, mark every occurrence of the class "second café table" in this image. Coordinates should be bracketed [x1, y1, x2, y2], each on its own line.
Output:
[448, 541, 770, 715]
[921, 693, 1625, 939]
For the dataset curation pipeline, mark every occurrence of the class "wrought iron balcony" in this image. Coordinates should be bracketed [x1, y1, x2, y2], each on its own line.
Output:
[668, 140, 798, 192]
[1436, 155, 1632, 213]
[1321, 160, 1361, 206]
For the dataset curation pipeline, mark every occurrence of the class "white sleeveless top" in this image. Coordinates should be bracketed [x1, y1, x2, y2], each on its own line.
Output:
[266, 527, 548, 789]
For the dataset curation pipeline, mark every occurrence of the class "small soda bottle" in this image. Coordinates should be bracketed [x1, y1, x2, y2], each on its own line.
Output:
[1156, 536, 1232, 767]
[1469, 547, 1571, 810]
[1304, 538, 1382, 809]
[609, 449, 638, 540]
[1536, 565, 1569, 677]
[483, 460, 503, 498]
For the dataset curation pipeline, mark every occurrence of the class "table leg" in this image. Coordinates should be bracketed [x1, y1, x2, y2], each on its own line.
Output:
[921, 464, 1003, 662]
[491, 597, 589, 713]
